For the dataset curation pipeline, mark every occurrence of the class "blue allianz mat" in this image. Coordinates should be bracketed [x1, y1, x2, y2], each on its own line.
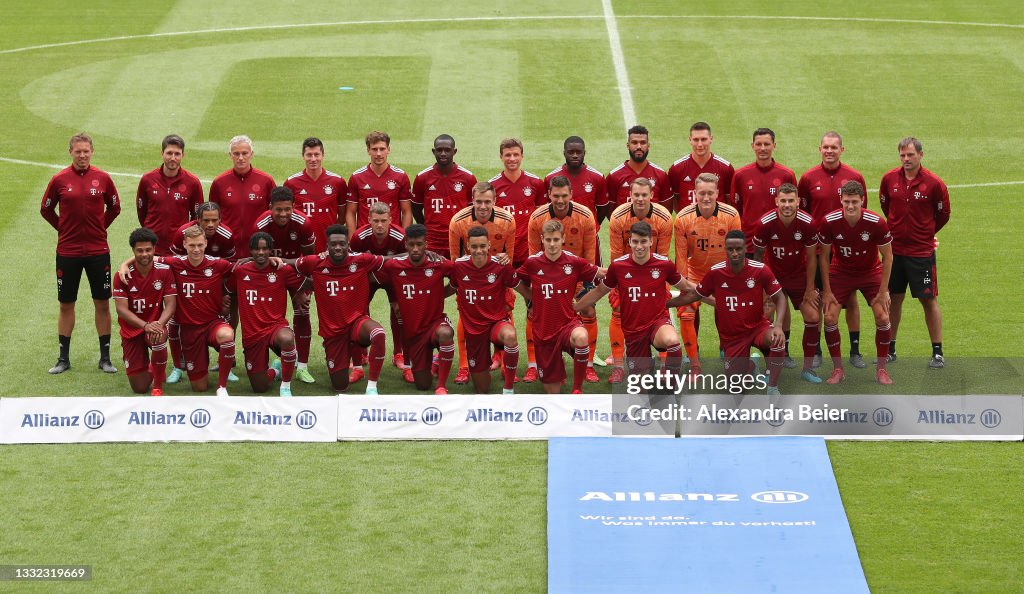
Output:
[548, 437, 869, 593]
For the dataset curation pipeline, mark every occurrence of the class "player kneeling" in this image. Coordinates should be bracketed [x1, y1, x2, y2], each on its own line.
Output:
[113, 228, 177, 396]
[669, 230, 788, 395]
[229, 232, 303, 397]
[449, 226, 520, 394]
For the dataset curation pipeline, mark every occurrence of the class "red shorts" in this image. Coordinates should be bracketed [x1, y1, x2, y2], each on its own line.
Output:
[721, 321, 772, 373]
[625, 316, 673, 360]
[243, 322, 290, 375]
[534, 321, 583, 385]
[781, 283, 808, 309]
[121, 333, 157, 376]
[402, 316, 452, 373]
[830, 271, 882, 308]
[323, 316, 369, 375]
[180, 320, 232, 381]
[465, 319, 513, 373]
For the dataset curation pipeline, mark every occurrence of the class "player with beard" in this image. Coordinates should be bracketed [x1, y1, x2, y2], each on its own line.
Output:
[545, 136, 609, 226]
[284, 137, 347, 253]
[605, 125, 672, 210]
[136, 134, 203, 255]
[113, 228, 177, 395]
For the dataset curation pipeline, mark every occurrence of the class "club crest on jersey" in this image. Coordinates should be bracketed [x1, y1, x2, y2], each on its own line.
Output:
[267, 273, 277, 283]
[453, 182, 464, 192]
[324, 185, 334, 195]
[651, 269, 661, 279]
[487, 273, 497, 283]
[794, 231, 803, 240]
[204, 268, 213, 277]
[211, 245, 220, 252]
[746, 278, 756, 288]
[153, 281, 163, 290]
[246, 361, 253, 370]
[328, 359, 335, 369]
[387, 180, 397, 190]
[563, 264, 573, 275]
[584, 182, 593, 193]
[860, 231, 870, 242]
[349, 264, 357, 273]
[523, 188, 533, 197]
[289, 232, 298, 241]
[425, 268, 434, 277]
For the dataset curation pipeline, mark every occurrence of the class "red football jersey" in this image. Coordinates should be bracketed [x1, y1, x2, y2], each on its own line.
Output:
[413, 163, 477, 254]
[347, 164, 412, 228]
[731, 160, 798, 251]
[668, 153, 735, 208]
[252, 210, 315, 258]
[227, 261, 304, 341]
[798, 163, 867, 222]
[136, 167, 203, 255]
[208, 167, 275, 258]
[752, 209, 819, 288]
[112, 262, 177, 339]
[449, 256, 518, 335]
[605, 161, 671, 208]
[284, 169, 347, 252]
[40, 165, 121, 257]
[349, 223, 405, 256]
[696, 260, 782, 343]
[544, 164, 608, 223]
[491, 170, 546, 265]
[161, 255, 233, 326]
[169, 222, 236, 261]
[817, 209, 892, 275]
[516, 251, 599, 342]
[295, 252, 385, 337]
[878, 166, 950, 258]
[601, 254, 682, 340]
[376, 256, 454, 337]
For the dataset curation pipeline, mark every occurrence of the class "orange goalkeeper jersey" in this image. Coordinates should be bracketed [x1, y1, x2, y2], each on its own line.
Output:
[673, 201, 741, 282]
[608, 202, 673, 260]
[527, 201, 597, 263]
[448, 205, 516, 259]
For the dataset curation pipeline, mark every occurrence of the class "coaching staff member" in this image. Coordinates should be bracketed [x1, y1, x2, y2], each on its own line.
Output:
[40, 132, 121, 374]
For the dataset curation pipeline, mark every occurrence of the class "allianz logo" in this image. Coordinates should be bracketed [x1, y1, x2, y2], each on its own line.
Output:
[234, 410, 317, 430]
[22, 410, 106, 429]
[580, 490, 809, 504]
[359, 408, 442, 425]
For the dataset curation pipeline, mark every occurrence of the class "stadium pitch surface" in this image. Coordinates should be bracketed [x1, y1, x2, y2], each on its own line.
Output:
[1, 0, 1022, 590]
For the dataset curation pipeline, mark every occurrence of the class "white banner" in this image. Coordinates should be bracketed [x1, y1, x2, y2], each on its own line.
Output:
[336, 395, 669, 440]
[0, 397, 337, 443]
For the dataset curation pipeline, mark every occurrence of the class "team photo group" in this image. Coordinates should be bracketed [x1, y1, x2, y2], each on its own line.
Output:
[41, 123, 950, 397]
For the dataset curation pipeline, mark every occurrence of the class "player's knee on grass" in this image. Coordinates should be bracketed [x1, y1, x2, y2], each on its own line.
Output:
[190, 376, 209, 392]
[413, 370, 433, 391]
[127, 372, 151, 394]
[329, 370, 350, 392]
[249, 373, 270, 393]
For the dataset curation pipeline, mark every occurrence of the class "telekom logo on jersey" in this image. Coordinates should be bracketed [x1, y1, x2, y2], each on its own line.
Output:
[464, 289, 478, 304]
[245, 290, 271, 306]
[725, 296, 740, 311]
[181, 282, 195, 298]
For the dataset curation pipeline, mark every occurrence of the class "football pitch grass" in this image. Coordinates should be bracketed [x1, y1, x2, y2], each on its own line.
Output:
[1, 0, 1023, 590]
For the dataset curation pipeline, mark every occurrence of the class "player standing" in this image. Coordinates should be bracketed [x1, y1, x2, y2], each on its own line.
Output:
[290, 224, 388, 395]
[879, 137, 950, 368]
[229, 232, 303, 397]
[731, 128, 797, 255]
[449, 227, 521, 394]
[668, 122, 734, 210]
[349, 202, 407, 381]
[574, 222, 687, 377]
[669, 230, 788, 395]
[112, 228, 177, 395]
[448, 182, 517, 382]
[40, 132, 121, 374]
[284, 137, 347, 253]
[377, 225, 456, 394]
[346, 130, 413, 232]
[605, 125, 672, 211]
[605, 178, 673, 383]
[752, 183, 822, 383]
[798, 131, 869, 369]
[136, 134, 203, 255]
[412, 134, 477, 258]
[515, 220, 601, 394]
[818, 181, 895, 385]
[527, 175, 599, 383]
[208, 135, 275, 258]
[545, 136, 609, 226]
[490, 138, 545, 268]
[673, 173, 741, 374]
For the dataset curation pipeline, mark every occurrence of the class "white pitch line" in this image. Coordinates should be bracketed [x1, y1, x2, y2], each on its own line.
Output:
[1, 14, 1019, 57]
[601, 0, 636, 128]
